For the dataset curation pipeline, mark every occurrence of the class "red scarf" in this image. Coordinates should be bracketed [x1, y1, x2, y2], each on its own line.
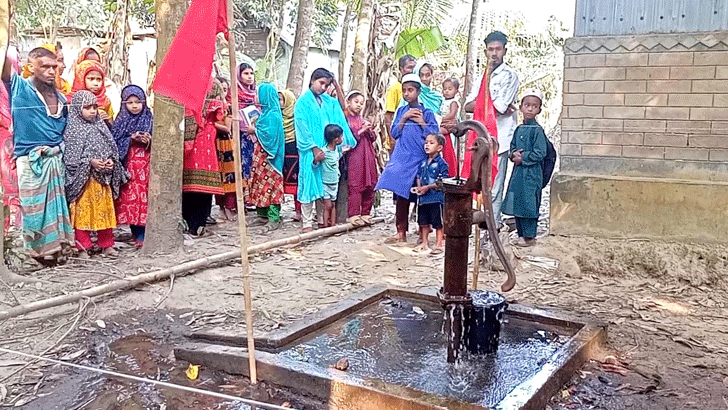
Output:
[462, 71, 498, 184]
[69, 60, 111, 114]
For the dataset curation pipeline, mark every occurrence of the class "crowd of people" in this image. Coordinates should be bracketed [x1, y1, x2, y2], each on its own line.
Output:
[1, 29, 551, 264]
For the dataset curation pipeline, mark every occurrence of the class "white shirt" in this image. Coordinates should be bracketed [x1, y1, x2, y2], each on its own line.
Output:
[466, 63, 519, 154]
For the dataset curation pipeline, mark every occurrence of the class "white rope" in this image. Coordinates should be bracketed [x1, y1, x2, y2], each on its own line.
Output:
[0, 347, 297, 410]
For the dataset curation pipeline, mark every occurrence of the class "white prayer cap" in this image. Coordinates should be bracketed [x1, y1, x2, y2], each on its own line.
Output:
[401, 74, 422, 87]
[521, 88, 543, 103]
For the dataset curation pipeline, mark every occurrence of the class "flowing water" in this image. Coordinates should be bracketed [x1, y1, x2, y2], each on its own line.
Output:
[278, 296, 574, 407]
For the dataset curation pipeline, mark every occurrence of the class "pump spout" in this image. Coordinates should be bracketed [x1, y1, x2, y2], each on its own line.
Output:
[453, 121, 516, 292]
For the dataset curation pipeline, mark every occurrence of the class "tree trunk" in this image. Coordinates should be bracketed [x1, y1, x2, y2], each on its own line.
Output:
[337, 0, 352, 86]
[349, 0, 371, 93]
[103, 0, 132, 85]
[286, 0, 315, 96]
[461, 0, 481, 117]
[141, 0, 187, 255]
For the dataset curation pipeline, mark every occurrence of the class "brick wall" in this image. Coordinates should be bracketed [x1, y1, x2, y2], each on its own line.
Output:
[561, 32, 728, 181]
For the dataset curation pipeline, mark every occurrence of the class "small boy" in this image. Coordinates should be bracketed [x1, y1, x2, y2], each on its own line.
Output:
[415, 134, 449, 254]
[502, 89, 548, 247]
[320, 124, 344, 228]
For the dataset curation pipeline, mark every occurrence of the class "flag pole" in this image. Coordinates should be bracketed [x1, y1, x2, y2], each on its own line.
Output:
[226, 0, 257, 383]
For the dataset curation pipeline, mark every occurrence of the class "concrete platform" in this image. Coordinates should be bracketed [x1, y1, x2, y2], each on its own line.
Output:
[550, 172, 728, 243]
[176, 287, 606, 410]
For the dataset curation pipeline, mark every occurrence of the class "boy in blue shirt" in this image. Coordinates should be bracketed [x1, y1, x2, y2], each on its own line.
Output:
[415, 134, 449, 254]
[320, 124, 344, 227]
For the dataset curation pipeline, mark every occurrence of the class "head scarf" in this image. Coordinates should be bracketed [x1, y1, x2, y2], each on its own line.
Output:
[112, 85, 153, 162]
[71, 60, 111, 114]
[256, 83, 285, 173]
[237, 64, 257, 108]
[63, 91, 127, 203]
[76, 47, 101, 65]
[278, 89, 296, 144]
[411, 61, 443, 115]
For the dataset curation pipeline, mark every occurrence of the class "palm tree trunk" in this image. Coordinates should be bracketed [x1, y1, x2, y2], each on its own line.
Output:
[286, 0, 315, 96]
[141, 0, 187, 255]
[337, 0, 353, 85]
[349, 0, 371, 92]
[462, 0, 481, 116]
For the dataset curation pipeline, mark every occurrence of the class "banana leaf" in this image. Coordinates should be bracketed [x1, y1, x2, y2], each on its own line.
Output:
[395, 26, 446, 58]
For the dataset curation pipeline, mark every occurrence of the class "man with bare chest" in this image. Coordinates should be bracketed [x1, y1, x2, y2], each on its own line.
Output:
[3, 47, 73, 263]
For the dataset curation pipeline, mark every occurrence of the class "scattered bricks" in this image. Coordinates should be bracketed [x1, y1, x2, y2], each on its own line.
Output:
[625, 67, 670, 80]
[583, 93, 624, 106]
[601, 132, 644, 146]
[644, 133, 688, 147]
[645, 107, 690, 120]
[583, 118, 623, 131]
[622, 146, 665, 159]
[605, 53, 648, 67]
[604, 80, 647, 93]
[667, 120, 711, 133]
[581, 144, 623, 157]
[604, 107, 645, 119]
[711, 121, 728, 134]
[690, 108, 728, 121]
[665, 147, 709, 161]
[713, 94, 728, 107]
[667, 94, 713, 107]
[623, 119, 666, 132]
[693, 51, 728, 66]
[689, 135, 728, 148]
[564, 131, 602, 144]
[709, 149, 728, 161]
[566, 106, 603, 119]
[716, 66, 728, 79]
[584, 67, 626, 80]
[563, 94, 584, 106]
[624, 94, 668, 106]
[567, 81, 604, 93]
[669, 66, 716, 80]
[647, 52, 694, 66]
[569, 54, 607, 68]
[692, 80, 728, 93]
[560, 144, 582, 156]
[564, 68, 585, 81]
[561, 118, 583, 131]
[646, 80, 691, 93]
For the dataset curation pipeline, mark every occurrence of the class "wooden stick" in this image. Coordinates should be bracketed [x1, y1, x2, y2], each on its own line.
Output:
[0, 218, 382, 320]
[472, 194, 482, 290]
[226, 1, 257, 383]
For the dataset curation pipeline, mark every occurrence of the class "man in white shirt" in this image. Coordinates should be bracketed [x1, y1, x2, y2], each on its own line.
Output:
[465, 31, 520, 228]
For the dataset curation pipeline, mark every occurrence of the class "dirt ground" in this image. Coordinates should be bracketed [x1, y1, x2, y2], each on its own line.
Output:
[1, 193, 727, 409]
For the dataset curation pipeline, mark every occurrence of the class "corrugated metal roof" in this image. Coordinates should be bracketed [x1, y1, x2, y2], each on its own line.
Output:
[574, 0, 728, 36]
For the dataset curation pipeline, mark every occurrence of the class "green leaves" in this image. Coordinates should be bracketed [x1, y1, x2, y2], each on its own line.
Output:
[395, 26, 446, 58]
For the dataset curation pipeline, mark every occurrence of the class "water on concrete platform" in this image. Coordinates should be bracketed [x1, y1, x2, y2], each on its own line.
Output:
[278, 296, 574, 407]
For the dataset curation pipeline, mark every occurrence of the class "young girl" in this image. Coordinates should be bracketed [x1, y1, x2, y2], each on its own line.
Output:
[64, 91, 127, 258]
[375, 74, 439, 244]
[247, 83, 285, 231]
[321, 125, 343, 228]
[344, 91, 378, 225]
[279, 89, 301, 221]
[214, 76, 237, 221]
[182, 80, 225, 236]
[113, 85, 153, 247]
[70, 60, 114, 123]
[237, 63, 258, 189]
[439, 77, 461, 176]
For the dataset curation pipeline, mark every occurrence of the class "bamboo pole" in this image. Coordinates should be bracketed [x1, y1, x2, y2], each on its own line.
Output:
[0, 218, 383, 321]
[226, 0, 257, 383]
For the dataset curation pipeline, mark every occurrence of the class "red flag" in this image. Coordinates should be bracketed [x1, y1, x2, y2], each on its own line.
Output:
[462, 71, 499, 184]
[152, 0, 228, 122]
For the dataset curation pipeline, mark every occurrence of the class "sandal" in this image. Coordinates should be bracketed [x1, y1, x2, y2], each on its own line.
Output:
[430, 247, 444, 255]
[360, 215, 373, 225]
[384, 235, 405, 244]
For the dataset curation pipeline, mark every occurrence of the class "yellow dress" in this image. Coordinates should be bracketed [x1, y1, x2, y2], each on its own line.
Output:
[69, 178, 117, 231]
